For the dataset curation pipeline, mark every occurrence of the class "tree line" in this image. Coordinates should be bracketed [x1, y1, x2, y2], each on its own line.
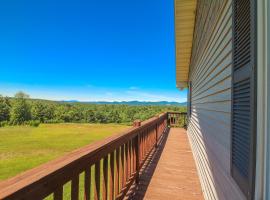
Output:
[0, 92, 186, 127]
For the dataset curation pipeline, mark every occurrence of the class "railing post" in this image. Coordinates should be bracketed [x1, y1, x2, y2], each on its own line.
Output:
[133, 120, 141, 127]
[133, 120, 141, 185]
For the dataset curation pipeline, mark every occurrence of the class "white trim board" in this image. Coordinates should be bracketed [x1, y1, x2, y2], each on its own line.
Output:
[255, 0, 269, 199]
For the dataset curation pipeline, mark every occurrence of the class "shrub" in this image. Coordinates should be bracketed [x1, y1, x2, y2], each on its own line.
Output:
[0, 121, 8, 127]
[27, 120, 40, 127]
[44, 119, 64, 124]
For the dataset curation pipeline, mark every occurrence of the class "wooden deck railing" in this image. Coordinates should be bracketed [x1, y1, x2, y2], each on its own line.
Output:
[0, 112, 186, 200]
[0, 113, 173, 200]
[168, 112, 187, 128]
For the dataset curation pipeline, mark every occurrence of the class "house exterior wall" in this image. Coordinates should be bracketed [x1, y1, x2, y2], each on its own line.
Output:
[266, 0, 270, 197]
[187, 0, 246, 199]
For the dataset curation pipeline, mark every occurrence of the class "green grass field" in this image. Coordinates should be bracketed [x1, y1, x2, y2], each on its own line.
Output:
[0, 123, 129, 181]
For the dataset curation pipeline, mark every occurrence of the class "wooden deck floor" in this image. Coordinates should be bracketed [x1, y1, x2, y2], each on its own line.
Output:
[128, 128, 203, 200]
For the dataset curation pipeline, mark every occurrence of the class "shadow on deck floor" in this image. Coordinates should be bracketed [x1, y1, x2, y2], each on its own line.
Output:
[126, 128, 203, 200]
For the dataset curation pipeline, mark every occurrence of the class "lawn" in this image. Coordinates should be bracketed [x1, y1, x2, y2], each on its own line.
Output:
[0, 123, 129, 181]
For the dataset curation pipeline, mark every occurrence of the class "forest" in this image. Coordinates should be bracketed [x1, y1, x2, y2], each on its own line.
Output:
[0, 92, 186, 127]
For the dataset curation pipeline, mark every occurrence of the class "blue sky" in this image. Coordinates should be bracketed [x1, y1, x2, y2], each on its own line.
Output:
[0, 0, 187, 102]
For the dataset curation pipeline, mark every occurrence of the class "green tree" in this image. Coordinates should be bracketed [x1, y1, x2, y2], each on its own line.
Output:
[84, 109, 96, 123]
[95, 111, 107, 123]
[107, 110, 121, 123]
[0, 95, 10, 122]
[10, 92, 31, 124]
[31, 101, 55, 123]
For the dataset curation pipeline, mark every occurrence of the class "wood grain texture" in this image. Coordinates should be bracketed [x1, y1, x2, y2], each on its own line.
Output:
[134, 128, 203, 200]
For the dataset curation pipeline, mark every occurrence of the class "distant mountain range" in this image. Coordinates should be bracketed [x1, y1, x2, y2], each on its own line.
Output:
[62, 100, 187, 106]
[7, 96, 187, 106]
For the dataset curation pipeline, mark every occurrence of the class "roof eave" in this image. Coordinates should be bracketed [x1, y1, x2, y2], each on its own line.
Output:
[175, 0, 197, 89]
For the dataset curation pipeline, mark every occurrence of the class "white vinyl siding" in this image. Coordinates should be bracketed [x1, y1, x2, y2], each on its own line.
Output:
[187, 0, 246, 199]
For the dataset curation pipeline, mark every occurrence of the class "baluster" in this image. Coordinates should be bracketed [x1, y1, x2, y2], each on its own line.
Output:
[153, 128, 155, 146]
[94, 161, 101, 200]
[129, 141, 132, 176]
[150, 130, 152, 150]
[146, 131, 148, 154]
[109, 152, 115, 200]
[145, 131, 148, 155]
[142, 134, 145, 163]
[84, 168, 91, 200]
[148, 131, 149, 151]
[135, 135, 140, 184]
[151, 128, 153, 148]
[132, 138, 136, 174]
[149, 130, 151, 150]
[120, 144, 125, 189]
[115, 148, 120, 195]
[103, 156, 108, 200]
[153, 127, 155, 147]
[143, 133, 145, 160]
[129, 141, 132, 179]
[54, 187, 63, 200]
[125, 142, 129, 183]
[141, 134, 144, 161]
[140, 135, 143, 164]
[129, 140, 132, 177]
[147, 131, 149, 155]
[156, 124, 158, 146]
[71, 175, 79, 200]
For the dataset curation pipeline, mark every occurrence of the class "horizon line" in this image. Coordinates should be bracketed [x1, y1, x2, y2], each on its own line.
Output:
[4, 95, 187, 104]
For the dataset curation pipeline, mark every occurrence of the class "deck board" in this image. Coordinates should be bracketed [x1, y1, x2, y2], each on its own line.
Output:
[129, 128, 203, 200]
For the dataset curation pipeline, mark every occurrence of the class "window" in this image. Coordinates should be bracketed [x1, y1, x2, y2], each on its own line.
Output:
[231, 0, 257, 199]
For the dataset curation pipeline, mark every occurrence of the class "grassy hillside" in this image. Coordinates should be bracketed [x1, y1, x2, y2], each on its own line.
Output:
[0, 123, 129, 180]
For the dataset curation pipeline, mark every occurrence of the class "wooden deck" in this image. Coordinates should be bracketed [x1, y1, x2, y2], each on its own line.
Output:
[128, 128, 203, 200]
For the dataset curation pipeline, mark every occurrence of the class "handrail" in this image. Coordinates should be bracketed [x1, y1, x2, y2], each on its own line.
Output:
[168, 112, 187, 128]
[0, 113, 170, 200]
